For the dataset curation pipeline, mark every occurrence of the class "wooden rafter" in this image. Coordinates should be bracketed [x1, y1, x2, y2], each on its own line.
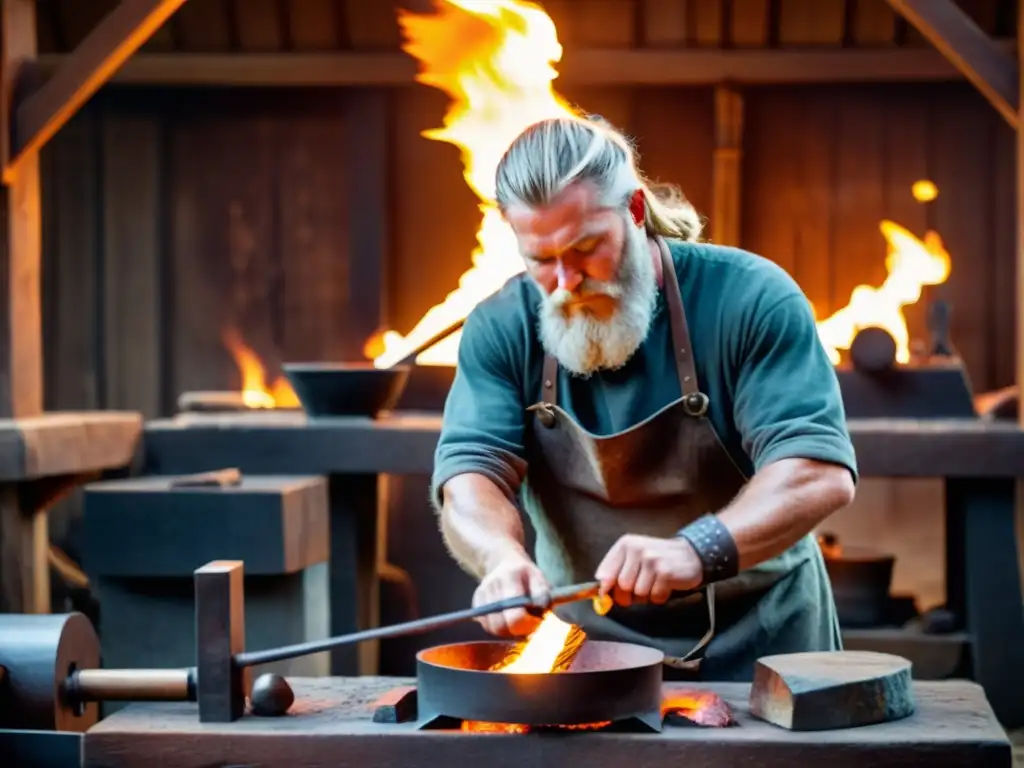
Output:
[33, 45, 1019, 88]
[885, 0, 1019, 128]
[4, 0, 189, 183]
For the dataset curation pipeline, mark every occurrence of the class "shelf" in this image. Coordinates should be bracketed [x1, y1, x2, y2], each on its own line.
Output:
[842, 627, 970, 679]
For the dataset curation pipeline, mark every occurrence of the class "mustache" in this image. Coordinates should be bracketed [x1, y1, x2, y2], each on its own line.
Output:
[549, 279, 624, 308]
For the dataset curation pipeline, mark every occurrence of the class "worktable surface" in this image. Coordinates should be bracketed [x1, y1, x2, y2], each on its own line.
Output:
[84, 677, 1011, 768]
[143, 412, 1024, 477]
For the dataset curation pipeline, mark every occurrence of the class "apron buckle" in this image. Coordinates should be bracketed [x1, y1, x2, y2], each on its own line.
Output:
[683, 391, 710, 418]
[528, 402, 558, 429]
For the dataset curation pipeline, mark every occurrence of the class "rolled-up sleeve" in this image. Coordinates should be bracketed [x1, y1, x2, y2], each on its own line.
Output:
[431, 305, 528, 507]
[732, 293, 858, 482]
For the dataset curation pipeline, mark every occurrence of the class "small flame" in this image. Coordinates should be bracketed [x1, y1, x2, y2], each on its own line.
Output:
[222, 328, 300, 409]
[814, 214, 951, 365]
[372, 0, 576, 369]
[911, 179, 938, 203]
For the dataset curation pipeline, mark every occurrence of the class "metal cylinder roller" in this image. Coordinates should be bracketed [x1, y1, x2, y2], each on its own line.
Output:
[0, 612, 101, 732]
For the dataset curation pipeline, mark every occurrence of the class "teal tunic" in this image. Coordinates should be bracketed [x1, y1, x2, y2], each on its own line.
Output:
[433, 239, 858, 507]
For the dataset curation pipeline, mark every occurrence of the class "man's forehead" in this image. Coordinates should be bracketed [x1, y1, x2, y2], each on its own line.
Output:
[507, 183, 609, 251]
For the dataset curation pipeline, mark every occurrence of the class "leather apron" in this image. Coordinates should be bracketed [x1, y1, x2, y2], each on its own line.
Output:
[521, 237, 842, 682]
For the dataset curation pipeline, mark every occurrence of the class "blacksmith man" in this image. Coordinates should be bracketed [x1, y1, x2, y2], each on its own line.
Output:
[431, 114, 857, 680]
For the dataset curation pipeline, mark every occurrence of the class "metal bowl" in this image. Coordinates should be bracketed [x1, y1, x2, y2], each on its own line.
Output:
[282, 362, 411, 418]
[415, 640, 664, 729]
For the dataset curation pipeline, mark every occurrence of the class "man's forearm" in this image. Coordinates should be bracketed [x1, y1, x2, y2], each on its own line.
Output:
[716, 457, 855, 570]
[439, 472, 529, 579]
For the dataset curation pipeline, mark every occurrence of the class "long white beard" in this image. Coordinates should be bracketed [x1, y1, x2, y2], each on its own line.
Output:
[536, 224, 658, 377]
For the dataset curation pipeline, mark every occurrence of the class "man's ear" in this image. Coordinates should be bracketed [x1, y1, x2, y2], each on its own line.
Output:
[628, 188, 645, 226]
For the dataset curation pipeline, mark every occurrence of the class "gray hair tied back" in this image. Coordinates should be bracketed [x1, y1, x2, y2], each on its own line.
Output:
[494, 113, 704, 242]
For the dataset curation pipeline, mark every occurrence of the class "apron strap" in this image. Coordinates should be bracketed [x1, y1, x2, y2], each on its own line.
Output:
[541, 350, 559, 405]
[656, 236, 701, 397]
[539, 236, 702, 405]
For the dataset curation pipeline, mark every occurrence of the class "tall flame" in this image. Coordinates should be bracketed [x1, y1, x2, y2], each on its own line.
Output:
[815, 219, 952, 365]
[372, 2, 951, 371]
[372, 0, 576, 368]
[222, 328, 300, 409]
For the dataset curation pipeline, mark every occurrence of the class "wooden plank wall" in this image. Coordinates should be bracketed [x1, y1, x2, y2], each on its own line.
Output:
[36, 0, 1018, 657]
[742, 81, 1017, 614]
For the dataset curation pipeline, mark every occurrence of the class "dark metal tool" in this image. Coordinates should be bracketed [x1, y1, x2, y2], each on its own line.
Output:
[389, 316, 468, 368]
[234, 580, 602, 668]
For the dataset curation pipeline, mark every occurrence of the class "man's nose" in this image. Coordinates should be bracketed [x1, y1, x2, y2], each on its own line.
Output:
[556, 261, 583, 293]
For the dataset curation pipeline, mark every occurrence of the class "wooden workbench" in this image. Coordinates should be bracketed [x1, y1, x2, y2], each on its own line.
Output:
[82, 677, 1011, 768]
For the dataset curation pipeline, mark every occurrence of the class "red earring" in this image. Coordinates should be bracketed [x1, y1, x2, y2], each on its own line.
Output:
[628, 190, 645, 226]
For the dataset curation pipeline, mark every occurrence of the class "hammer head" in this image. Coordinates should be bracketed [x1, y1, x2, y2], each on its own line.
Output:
[194, 561, 249, 722]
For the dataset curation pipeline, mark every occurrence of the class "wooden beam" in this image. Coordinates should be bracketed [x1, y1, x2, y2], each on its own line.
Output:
[1, 0, 43, 420]
[34, 45, 1018, 88]
[5, 0, 190, 183]
[711, 85, 744, 247]
[885, 0, 1018, 128]
[0, 0, 44, 613]
[1017, 0, 1024, 429]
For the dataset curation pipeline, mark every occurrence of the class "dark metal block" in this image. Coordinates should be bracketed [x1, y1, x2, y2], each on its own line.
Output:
[82, 475, 328, 576]
[836, 359, 976, 420]
[195, 561, 248, 723]
[0, 729, 83, 768]
[371, 686, 418, 723]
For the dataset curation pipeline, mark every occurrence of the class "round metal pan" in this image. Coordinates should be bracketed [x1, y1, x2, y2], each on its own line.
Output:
[281, 363, 410, 418]
[415, 640, 664, 727]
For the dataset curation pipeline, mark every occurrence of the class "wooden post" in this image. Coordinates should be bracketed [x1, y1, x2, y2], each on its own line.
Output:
[712, 84, 744, 247]
[1, 0, 43, 420]
[1013, 3, 1024, 597]
[1018, 1, 1024, 432]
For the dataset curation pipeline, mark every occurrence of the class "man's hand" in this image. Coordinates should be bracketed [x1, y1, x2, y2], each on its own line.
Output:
[595, 534, 703, 607]
[473, 552, 550, 637]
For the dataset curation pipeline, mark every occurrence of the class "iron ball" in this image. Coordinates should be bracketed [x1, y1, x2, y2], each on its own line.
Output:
[249, 673, 295, 717]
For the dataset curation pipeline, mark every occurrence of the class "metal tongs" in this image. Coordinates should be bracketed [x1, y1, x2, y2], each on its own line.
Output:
[236, 581, 607, 668]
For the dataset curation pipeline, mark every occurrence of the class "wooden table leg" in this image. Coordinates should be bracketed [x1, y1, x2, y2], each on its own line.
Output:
[327, 473, 384, 676]
[0, 486, 48, 613]
[0, 471, 106, 614]
[945, 476, 1024, 728]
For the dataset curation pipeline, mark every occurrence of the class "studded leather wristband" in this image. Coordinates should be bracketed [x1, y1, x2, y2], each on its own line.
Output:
[675, 514, 740, 585]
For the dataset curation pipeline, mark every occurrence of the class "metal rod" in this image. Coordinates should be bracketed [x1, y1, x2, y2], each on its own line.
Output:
[234, 581, 601, 669]
[388, 316, 468, 369]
